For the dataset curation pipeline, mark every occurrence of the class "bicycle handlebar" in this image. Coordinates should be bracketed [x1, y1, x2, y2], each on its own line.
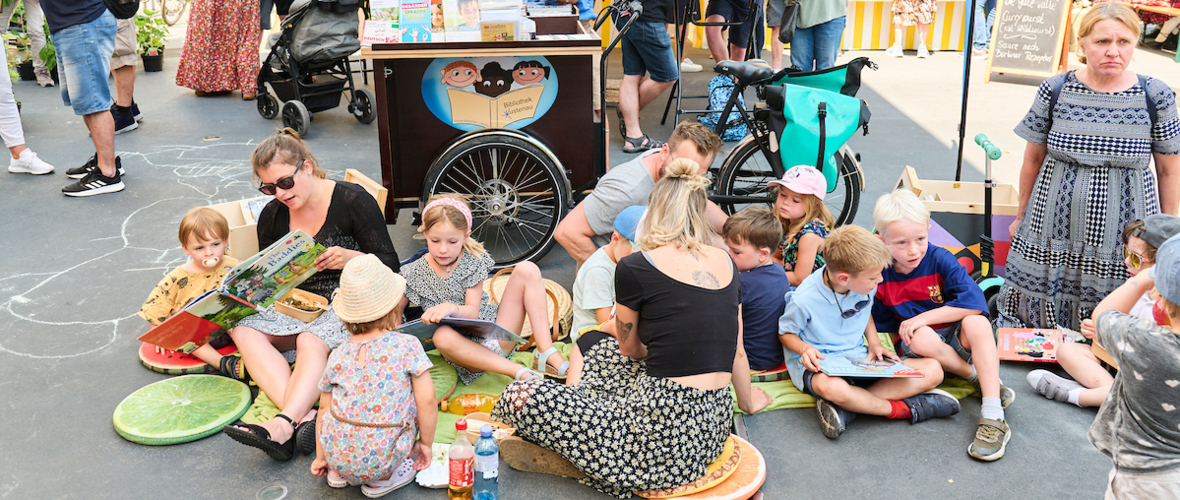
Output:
[973, 133, 1001, 161]
[595, 0, 643, 32]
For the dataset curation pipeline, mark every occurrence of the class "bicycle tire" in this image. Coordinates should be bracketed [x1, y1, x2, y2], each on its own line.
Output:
[422, 131, 570, 269]
[715, 138, 860, 226]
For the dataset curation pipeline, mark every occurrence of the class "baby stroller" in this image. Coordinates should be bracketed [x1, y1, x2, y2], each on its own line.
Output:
[255, 0, 374, 136]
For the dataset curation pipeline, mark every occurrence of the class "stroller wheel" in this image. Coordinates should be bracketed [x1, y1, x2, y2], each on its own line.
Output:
[353, 89, 376, 124]
[257, 93, 279, 120]
[281, 101, 311, 137]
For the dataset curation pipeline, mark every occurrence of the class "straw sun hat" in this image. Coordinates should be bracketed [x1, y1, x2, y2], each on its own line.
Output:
[333, 254, 406, 323]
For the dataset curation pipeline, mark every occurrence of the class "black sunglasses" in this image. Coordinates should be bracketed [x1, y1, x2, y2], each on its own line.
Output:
[257, 161, 303, 195]
[829, 283, 870, 319]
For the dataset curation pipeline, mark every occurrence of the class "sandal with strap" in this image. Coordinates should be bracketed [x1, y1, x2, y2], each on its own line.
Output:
[223, 413, 297, 461]
[616, 108, 627, 140]
[532, 346, 569, 380]
[218, 354, 250, 383]
[622, 134, 663, 154]
[500, 436, 586, 479]
[295, 410, 317, 456]
[514, 366, 542, 381]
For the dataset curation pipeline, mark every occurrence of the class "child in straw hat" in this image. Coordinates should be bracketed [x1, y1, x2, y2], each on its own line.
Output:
[309, 254, 436, 497]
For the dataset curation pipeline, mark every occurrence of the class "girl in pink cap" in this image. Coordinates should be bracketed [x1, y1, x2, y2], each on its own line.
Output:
[768, 165, 835, 286]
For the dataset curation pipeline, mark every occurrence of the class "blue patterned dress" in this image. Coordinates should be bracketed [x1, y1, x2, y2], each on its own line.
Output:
[996, 72, 1180, 331]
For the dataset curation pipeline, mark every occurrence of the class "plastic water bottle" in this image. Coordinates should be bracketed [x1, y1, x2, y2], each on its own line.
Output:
[473, 425, 499, 500]
[448, 420, 474, 500]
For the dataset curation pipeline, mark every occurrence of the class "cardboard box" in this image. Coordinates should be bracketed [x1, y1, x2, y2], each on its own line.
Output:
[208, 197, 268, 262]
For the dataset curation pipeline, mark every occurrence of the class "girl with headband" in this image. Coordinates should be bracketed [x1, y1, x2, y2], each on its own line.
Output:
[400, 194, 569, 384]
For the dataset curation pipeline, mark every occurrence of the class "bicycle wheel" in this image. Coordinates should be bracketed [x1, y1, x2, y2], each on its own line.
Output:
[162, 0, 187, 25]
[715, 138, 861, 226]
[422, 131, 570, 269]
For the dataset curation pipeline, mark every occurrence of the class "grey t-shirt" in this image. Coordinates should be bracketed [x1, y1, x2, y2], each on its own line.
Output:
[1090, 310, 1180, 473]
[581, 150, 657, 239]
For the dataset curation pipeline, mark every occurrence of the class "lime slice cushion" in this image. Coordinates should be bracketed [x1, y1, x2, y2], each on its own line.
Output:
[113, 375, 252, 445]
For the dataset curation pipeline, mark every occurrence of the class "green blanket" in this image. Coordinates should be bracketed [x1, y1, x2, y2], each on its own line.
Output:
[730, 332, 981, 415]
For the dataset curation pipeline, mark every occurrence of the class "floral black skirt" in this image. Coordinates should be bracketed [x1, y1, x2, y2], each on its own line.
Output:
[491, 332, 733, 498]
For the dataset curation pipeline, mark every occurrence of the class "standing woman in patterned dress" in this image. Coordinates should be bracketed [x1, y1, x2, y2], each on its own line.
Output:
[996, 3, 1180, 332]
[175, 0, 262, 99]
[489, 158, 770, 498]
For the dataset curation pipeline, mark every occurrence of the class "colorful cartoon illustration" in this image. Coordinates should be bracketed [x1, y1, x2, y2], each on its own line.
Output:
[441, 61, 482, 87]
[512, 60, 550, 86]
[476, 62, 514, 98]
[997, 328, 1072, 362]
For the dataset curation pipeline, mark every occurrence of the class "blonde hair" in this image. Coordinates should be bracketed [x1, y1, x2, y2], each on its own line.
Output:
[342, 307, 403, 336]
[724, 206, 783, 252]
[179, 207, 230, 247]
[420, 193, 486, 256]
[873, 189, 930, 234]
[776, 185, 835, 245]
[638, 158, 712, 251]
[1076, 3, 1141, 64]
[250, 128, 328, 180]
[823, 225, 890, 275]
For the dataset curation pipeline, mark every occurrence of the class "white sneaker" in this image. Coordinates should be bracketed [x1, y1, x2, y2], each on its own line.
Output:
[680, 58, 703, 73]
[885, 45, 903, 58]
[9, 149, 54, 175]
[34, 68, 54, 87]
[971, 48, 989, 58]
[917, 46, 931, 58]
[361, 458, 416, 498]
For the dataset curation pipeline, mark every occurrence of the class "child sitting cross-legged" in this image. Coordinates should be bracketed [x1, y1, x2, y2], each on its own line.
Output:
[779, 224, 960, 439]
[1028, 214, 1180, 408]
[138, 207, 245, 380]
[309, 255, 435, 497]
[1086, 234, 1180, 498]
[724, 206, 792, 372]
[570, 206, 644, 337]
[870, 190, 1014, 462]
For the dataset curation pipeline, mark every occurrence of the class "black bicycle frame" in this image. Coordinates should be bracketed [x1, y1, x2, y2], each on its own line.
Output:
[706, 77, 786, 206]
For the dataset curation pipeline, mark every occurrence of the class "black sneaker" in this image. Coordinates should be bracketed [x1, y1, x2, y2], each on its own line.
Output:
[904, 389, 962, 424]
[110, 101, 143, 122]
[62, 167, 124, 197]
[815, 397, 856, 438]
[112, 106, 138, 134]
[66, 155, 124, 179]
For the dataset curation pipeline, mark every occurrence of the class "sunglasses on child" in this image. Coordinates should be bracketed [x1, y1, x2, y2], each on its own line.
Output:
[1123, 247, 1148, 269]
[829, 284, 871, 319]
[256, 161, 304, 195]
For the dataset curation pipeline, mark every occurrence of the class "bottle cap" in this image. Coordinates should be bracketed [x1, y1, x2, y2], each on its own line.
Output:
[480, 425, 493, 437]
[456, 419, 467, 431]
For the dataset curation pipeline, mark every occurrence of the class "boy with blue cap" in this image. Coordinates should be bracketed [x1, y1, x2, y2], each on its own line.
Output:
[1087, 231, 1180, 497]
[571, 206, 644, 337]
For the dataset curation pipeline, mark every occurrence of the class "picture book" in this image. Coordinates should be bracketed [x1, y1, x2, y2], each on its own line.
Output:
[362, 0, 401, 46]
[138, 230, 327, 353]
[447, 85, 544, 128]
[997, 328, 1074, 363]
[400, 0, 434, 42]
[816, 356, 924, 378]
[397, 317, 525, 350]
[480, 9, 518, 41]
[444, 0, 481, 41]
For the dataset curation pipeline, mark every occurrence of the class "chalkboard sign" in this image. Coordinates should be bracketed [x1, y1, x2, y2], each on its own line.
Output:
[985, 0, 1073, 81]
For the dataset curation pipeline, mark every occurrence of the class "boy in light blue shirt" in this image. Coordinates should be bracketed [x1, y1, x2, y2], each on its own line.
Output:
[779, 225, 959, 439]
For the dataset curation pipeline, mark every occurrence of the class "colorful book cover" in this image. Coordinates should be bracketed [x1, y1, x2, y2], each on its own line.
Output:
[362, 0, 401, 46]
[396, 317, 525, 350]
[444, 0, 481, 41]
[997, 328, 1074, 362]
[400, 0, 433, 42]
[429, 0, 447, 40]
[137, 229, 327, 352]
[817, 356, 924, 378]
[480, 9, 518, 41]
[240, 196, 273, 225]
[447, 85, 544, 128]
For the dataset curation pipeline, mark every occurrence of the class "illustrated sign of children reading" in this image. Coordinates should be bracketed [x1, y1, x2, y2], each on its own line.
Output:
[422, 57, 559, 131]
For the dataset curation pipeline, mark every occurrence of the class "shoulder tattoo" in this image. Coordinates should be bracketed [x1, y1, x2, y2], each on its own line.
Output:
[693, 270, 720, 288]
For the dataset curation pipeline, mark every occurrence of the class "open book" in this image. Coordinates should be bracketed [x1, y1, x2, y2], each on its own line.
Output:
[396, 317, 525, 350]
[997, 328, 1074, 363]
[447, 86, 545, 128]
[138, 230, 327, 352]
[817, 356, 924, 378]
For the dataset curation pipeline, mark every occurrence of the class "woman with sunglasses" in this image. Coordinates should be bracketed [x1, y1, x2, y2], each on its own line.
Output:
[222, 128, 400, 461]
[489, 159, 769, 497]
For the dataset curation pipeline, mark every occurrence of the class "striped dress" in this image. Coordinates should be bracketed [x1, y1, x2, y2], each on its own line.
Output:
[996, 71, 1180, 331]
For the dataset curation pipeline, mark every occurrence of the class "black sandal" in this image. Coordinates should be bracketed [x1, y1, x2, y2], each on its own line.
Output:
[616, 108, 627, 140]
[223, 414, 297, 461]
[218, 355, 249, 383]
[622, 134, 663, 154]
[295, 412, 317, 456]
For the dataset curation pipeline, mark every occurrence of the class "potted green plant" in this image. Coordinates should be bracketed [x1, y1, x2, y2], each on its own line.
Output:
[135, 11, 170, 72]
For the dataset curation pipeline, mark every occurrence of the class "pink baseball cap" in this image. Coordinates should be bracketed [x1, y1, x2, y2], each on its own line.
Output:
[767, 165, 826, 200]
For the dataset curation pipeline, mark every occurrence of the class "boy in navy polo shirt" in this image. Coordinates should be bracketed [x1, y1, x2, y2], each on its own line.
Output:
[723, 206, 792, 373]
[871, 190, 1014, 462]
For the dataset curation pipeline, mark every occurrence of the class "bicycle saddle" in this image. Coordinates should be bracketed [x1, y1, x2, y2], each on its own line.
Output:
[714, 60, 775, 86]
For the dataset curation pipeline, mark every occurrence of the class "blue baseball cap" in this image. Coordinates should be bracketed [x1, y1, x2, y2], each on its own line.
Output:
[613, 206, 645, 242]
[1151, 233, 1180, 305]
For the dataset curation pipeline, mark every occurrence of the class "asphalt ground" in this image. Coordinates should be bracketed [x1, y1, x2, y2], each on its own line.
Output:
[2, 17, 1179, 499]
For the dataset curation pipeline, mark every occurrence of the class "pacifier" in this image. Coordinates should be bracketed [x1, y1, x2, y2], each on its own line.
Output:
[202, 257, 220, 267]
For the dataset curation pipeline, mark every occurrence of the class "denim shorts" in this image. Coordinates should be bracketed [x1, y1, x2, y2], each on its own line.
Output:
[621, 20, 678, 83]
[800, 369, 877, 397]
[55, 10, 116, 116]
[706, 0, 762, 47]
[895, 322, 973, 364]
